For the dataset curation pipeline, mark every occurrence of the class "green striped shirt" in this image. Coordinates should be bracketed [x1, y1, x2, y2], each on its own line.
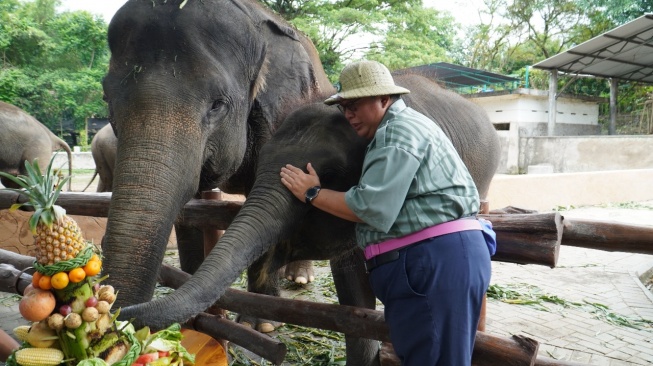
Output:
[344, 99, 480, 248]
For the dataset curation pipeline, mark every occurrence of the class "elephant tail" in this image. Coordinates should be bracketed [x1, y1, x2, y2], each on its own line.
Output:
[82, 170, 98, 192]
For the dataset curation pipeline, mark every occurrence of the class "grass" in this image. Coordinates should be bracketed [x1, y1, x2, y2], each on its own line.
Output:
[223, 261, 349, 365]
[554, 201, 653, 212]
[487, 283, 653, 329]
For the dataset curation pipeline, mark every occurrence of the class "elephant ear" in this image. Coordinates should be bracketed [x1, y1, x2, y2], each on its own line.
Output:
[249, 45, 269, 101]
[263, 19, 300, 41]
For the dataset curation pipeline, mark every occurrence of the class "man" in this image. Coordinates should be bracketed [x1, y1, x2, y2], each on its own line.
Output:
[280, 60, 491, 365]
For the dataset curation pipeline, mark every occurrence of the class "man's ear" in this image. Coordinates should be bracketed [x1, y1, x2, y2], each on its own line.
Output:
[380, 95, 391, 108]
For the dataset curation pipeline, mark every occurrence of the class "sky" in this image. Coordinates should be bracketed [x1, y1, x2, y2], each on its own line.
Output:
[59, 0, 486, 26]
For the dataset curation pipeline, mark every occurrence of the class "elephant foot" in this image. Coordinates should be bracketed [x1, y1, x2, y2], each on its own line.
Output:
[238, 314, 284, 333]
[282, 260, 315, 284]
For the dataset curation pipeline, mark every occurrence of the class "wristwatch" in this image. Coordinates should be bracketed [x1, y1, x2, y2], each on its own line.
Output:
[304, 186, 321, 204]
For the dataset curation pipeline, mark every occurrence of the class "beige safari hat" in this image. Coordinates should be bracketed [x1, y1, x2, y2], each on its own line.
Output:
[324, 60, 410, 105]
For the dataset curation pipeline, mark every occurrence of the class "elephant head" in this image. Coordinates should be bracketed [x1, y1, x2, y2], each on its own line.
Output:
[101, 0, 331, 306]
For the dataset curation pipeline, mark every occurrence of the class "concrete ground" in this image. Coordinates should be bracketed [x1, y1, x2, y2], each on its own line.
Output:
[485, 204, 653, 365]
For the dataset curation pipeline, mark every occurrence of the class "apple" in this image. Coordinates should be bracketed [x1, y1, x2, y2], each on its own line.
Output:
[19, 288, 56, 322]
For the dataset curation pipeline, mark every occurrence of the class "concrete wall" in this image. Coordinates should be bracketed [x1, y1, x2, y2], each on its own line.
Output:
[487, 169, 653, 212]
[519, 135, 653, 173]
[52, 151, 95, 170]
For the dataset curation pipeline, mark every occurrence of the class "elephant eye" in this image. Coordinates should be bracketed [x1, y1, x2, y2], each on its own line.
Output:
[207, 98, 229, 125]
[211, 97, 229, 111]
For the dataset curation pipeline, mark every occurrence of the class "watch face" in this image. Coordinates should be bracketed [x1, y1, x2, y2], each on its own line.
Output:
[305, 186, 321, 203]
[307, 187, 319, 197]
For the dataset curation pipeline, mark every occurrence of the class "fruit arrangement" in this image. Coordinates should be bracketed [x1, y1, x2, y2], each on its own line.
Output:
[1, 158, 195, 366]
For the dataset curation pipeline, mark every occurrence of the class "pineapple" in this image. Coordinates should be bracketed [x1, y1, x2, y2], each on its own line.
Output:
[0, 157, 85, 265]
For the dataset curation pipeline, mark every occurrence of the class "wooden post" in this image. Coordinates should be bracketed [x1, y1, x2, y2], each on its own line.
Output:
[478, 199, 490, 332]
[200, 190, 228, 353]
[201, 189, 224, 255]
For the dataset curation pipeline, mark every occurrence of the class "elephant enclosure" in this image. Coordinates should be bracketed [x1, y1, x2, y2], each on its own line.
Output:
[1, 188, 653, 365]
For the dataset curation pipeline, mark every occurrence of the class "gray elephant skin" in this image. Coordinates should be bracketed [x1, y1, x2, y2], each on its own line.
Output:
[83, 124, 117, 192]
[0, 101, 72, 189]
[119, 71, 501, 365]
[101, 0, 331, 308]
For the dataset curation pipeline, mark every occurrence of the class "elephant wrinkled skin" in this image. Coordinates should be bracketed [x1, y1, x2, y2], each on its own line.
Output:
[0, 101, 72, 190]
[120, 71, 501, 365]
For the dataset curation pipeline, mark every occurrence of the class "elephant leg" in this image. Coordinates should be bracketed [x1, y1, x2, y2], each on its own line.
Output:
[173, 223, 205, 274]
[331, 250, 380, 366]
[239, 254, 284, 333]
[281, 259, 315, 284]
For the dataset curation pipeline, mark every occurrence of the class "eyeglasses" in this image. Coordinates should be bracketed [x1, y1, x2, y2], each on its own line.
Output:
[337, 98, 363, 114]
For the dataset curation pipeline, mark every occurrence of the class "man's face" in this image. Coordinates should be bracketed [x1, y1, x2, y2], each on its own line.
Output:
[338, 96, 389, 140]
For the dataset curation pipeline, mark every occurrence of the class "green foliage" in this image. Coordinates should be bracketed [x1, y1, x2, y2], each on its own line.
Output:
[261, 1, 459, 80]
[367, 5, 456, 70]
[0, 0, 109, 143]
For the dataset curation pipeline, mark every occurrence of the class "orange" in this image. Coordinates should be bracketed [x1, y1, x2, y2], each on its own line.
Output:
[32, 272, 43, 289]
[68, 267, 86, 283]
[83, 260, 102, 277]
[38, 275, 52, 290]
[90, 254, 101, 263]
[51, 272, 70, 290]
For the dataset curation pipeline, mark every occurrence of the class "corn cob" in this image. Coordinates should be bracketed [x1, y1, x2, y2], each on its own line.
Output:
[15, 347, 64, 366]
[13, 325, 31, 342]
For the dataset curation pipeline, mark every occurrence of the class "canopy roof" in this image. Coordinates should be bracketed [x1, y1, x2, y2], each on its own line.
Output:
[533, 14, 653, 83]
[403, 62, 519, 90]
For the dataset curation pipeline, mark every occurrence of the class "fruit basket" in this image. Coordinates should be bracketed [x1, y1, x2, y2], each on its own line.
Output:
[1, 158, 195, 366]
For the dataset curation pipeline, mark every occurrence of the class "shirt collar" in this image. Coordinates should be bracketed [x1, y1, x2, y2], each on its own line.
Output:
[378, 99, 408, 129]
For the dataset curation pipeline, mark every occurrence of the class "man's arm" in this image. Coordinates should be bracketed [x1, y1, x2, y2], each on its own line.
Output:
[280, 163, 363, 223]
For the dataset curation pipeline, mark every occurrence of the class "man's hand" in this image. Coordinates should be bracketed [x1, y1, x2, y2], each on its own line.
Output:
[280, 162, 321, 202]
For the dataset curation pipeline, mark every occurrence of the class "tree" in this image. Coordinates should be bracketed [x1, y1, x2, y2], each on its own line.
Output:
[0, 0, 109, 146]
[366, 3, 457, 69]
[259, 0, 459, 77]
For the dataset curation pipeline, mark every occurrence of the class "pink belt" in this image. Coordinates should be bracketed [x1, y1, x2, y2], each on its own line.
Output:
[364, 218, 482, 260]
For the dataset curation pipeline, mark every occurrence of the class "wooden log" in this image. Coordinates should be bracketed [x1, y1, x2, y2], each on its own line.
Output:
[0, 248, 35, 270]
[0, 191, 242, 230]
[562, 217, 653, 255]
[0, 263, 32, 295]
[0, 191, 113, 218]
[472, 334, 538, 366]
[160, 264, 540, 366]
[480, 212, 562, 268]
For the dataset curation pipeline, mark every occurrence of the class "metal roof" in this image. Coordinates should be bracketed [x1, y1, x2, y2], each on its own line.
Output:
[533, 14, 653, 83]
[402, 62, 519, 90]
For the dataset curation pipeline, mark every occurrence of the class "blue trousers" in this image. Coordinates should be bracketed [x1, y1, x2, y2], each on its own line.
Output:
[368, 230, 491, 366]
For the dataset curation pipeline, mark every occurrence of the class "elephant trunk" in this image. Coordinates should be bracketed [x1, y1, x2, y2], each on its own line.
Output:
[103, 111, 203, 307]
[119, 182, 299, 329]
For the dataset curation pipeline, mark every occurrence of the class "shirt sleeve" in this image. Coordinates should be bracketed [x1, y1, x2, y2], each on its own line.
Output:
[344, 146, 420, 233]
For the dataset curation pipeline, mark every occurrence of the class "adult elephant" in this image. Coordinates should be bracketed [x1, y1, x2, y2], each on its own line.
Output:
[0, 101, 72, 190]
[83, 124, 117, 192]
[101, 0, 331, 307]
[120, 71, 501, 365]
